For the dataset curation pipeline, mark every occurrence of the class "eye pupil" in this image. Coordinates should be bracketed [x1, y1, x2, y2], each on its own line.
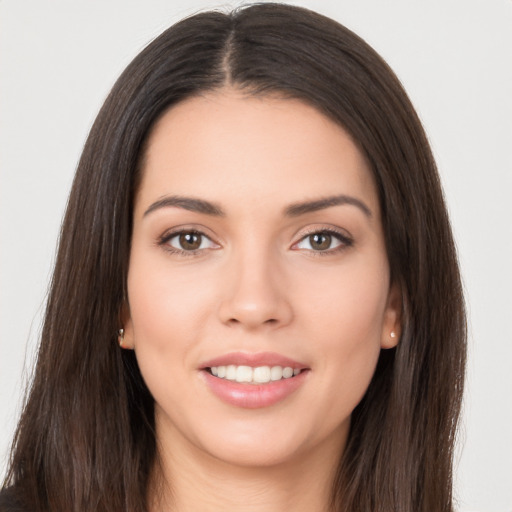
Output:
[179, 232, 201, 250]
[310, 233, 331, 250]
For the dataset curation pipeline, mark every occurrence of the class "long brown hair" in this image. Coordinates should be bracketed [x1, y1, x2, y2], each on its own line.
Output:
[2, 4, 466, 511]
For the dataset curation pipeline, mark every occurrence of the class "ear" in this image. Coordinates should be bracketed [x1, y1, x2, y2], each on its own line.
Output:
[119, 301, 135, 350]
[380, 282, 402, 349]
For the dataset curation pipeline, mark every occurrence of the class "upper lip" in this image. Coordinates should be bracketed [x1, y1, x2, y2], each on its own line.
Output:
[200, 352, 308, 370]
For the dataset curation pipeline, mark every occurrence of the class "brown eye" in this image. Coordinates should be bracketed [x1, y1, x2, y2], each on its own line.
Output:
[308, 233, 332, 251]
[163, 230, 219, 254]
[294, 229, 352, 253]
[179, 232, 202, 250]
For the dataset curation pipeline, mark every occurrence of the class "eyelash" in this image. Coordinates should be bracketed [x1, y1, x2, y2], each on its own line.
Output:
[292, 228, 354, 256]
[157, 227, 354, 257]
[157, 229, 218, 257]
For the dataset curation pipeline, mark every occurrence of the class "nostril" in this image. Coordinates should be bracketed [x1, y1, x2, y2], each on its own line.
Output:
[217, 288, 293, 329]
[225, 316, 279, 328]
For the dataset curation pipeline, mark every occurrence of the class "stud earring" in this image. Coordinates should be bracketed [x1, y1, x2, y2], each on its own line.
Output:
[390, 331, 396, 339]
[118, 328, 125, 348]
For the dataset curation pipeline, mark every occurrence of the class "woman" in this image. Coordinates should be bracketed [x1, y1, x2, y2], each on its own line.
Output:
[1, 3, 466, 511]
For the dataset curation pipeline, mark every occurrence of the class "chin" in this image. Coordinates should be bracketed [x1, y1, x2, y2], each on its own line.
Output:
[178, 412, 350, 471]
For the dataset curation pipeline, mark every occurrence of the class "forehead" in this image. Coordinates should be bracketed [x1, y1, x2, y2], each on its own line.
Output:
[136, 89, 379, 218]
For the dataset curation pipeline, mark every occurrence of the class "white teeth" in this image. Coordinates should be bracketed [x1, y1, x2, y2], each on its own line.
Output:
[282, 367, 294, 378]
[270, 366, 283, 381]
[236, 365, 253, 383]
[226, 365, 236, 380]
[253, 366, 271, 383]
[209, 365, 300, 384]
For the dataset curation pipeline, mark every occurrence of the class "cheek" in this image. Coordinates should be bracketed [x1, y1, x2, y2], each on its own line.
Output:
[296, 257, 389, 393]
[125, 251, 225, 393]
[127, 251, 214, 337]
[125, 258, 208, 405]
[298, 256, 389, 342]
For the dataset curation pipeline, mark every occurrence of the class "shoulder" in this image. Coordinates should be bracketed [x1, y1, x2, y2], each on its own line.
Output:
[0, 487, 30, 512]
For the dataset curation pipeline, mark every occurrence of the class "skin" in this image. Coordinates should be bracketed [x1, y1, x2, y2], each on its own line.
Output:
[122, 88, 401, 512]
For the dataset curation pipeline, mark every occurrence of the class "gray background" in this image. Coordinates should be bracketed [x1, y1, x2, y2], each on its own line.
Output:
[1, 1, 511, 511]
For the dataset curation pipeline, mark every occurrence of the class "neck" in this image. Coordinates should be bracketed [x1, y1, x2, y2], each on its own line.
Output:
[149, 427, 345, 512]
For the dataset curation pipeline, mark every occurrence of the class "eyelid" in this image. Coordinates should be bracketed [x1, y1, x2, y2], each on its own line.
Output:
[157, 225, 221, 255]
[290, 225, 354, 253]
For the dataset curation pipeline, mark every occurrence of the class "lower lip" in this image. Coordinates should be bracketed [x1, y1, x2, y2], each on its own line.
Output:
[201, 370, 309, 409]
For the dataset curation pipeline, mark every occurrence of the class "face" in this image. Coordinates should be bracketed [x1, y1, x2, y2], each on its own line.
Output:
[123, 89, 400, 469]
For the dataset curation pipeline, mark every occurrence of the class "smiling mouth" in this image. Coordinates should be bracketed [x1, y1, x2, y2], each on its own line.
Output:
[207, 365, 303, 385]
[201, 356, 309, 408]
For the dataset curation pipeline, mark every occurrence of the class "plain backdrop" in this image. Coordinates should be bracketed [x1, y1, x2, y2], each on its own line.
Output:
[1, 1, 511, 511]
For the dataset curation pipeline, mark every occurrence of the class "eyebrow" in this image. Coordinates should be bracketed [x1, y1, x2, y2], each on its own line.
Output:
[143, 195, 225, 217]
[143, 193, 372, 219]
[284, 195, 372, 218]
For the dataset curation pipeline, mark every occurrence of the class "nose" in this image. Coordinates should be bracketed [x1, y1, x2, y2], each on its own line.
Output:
[217, 247, 293, 330]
